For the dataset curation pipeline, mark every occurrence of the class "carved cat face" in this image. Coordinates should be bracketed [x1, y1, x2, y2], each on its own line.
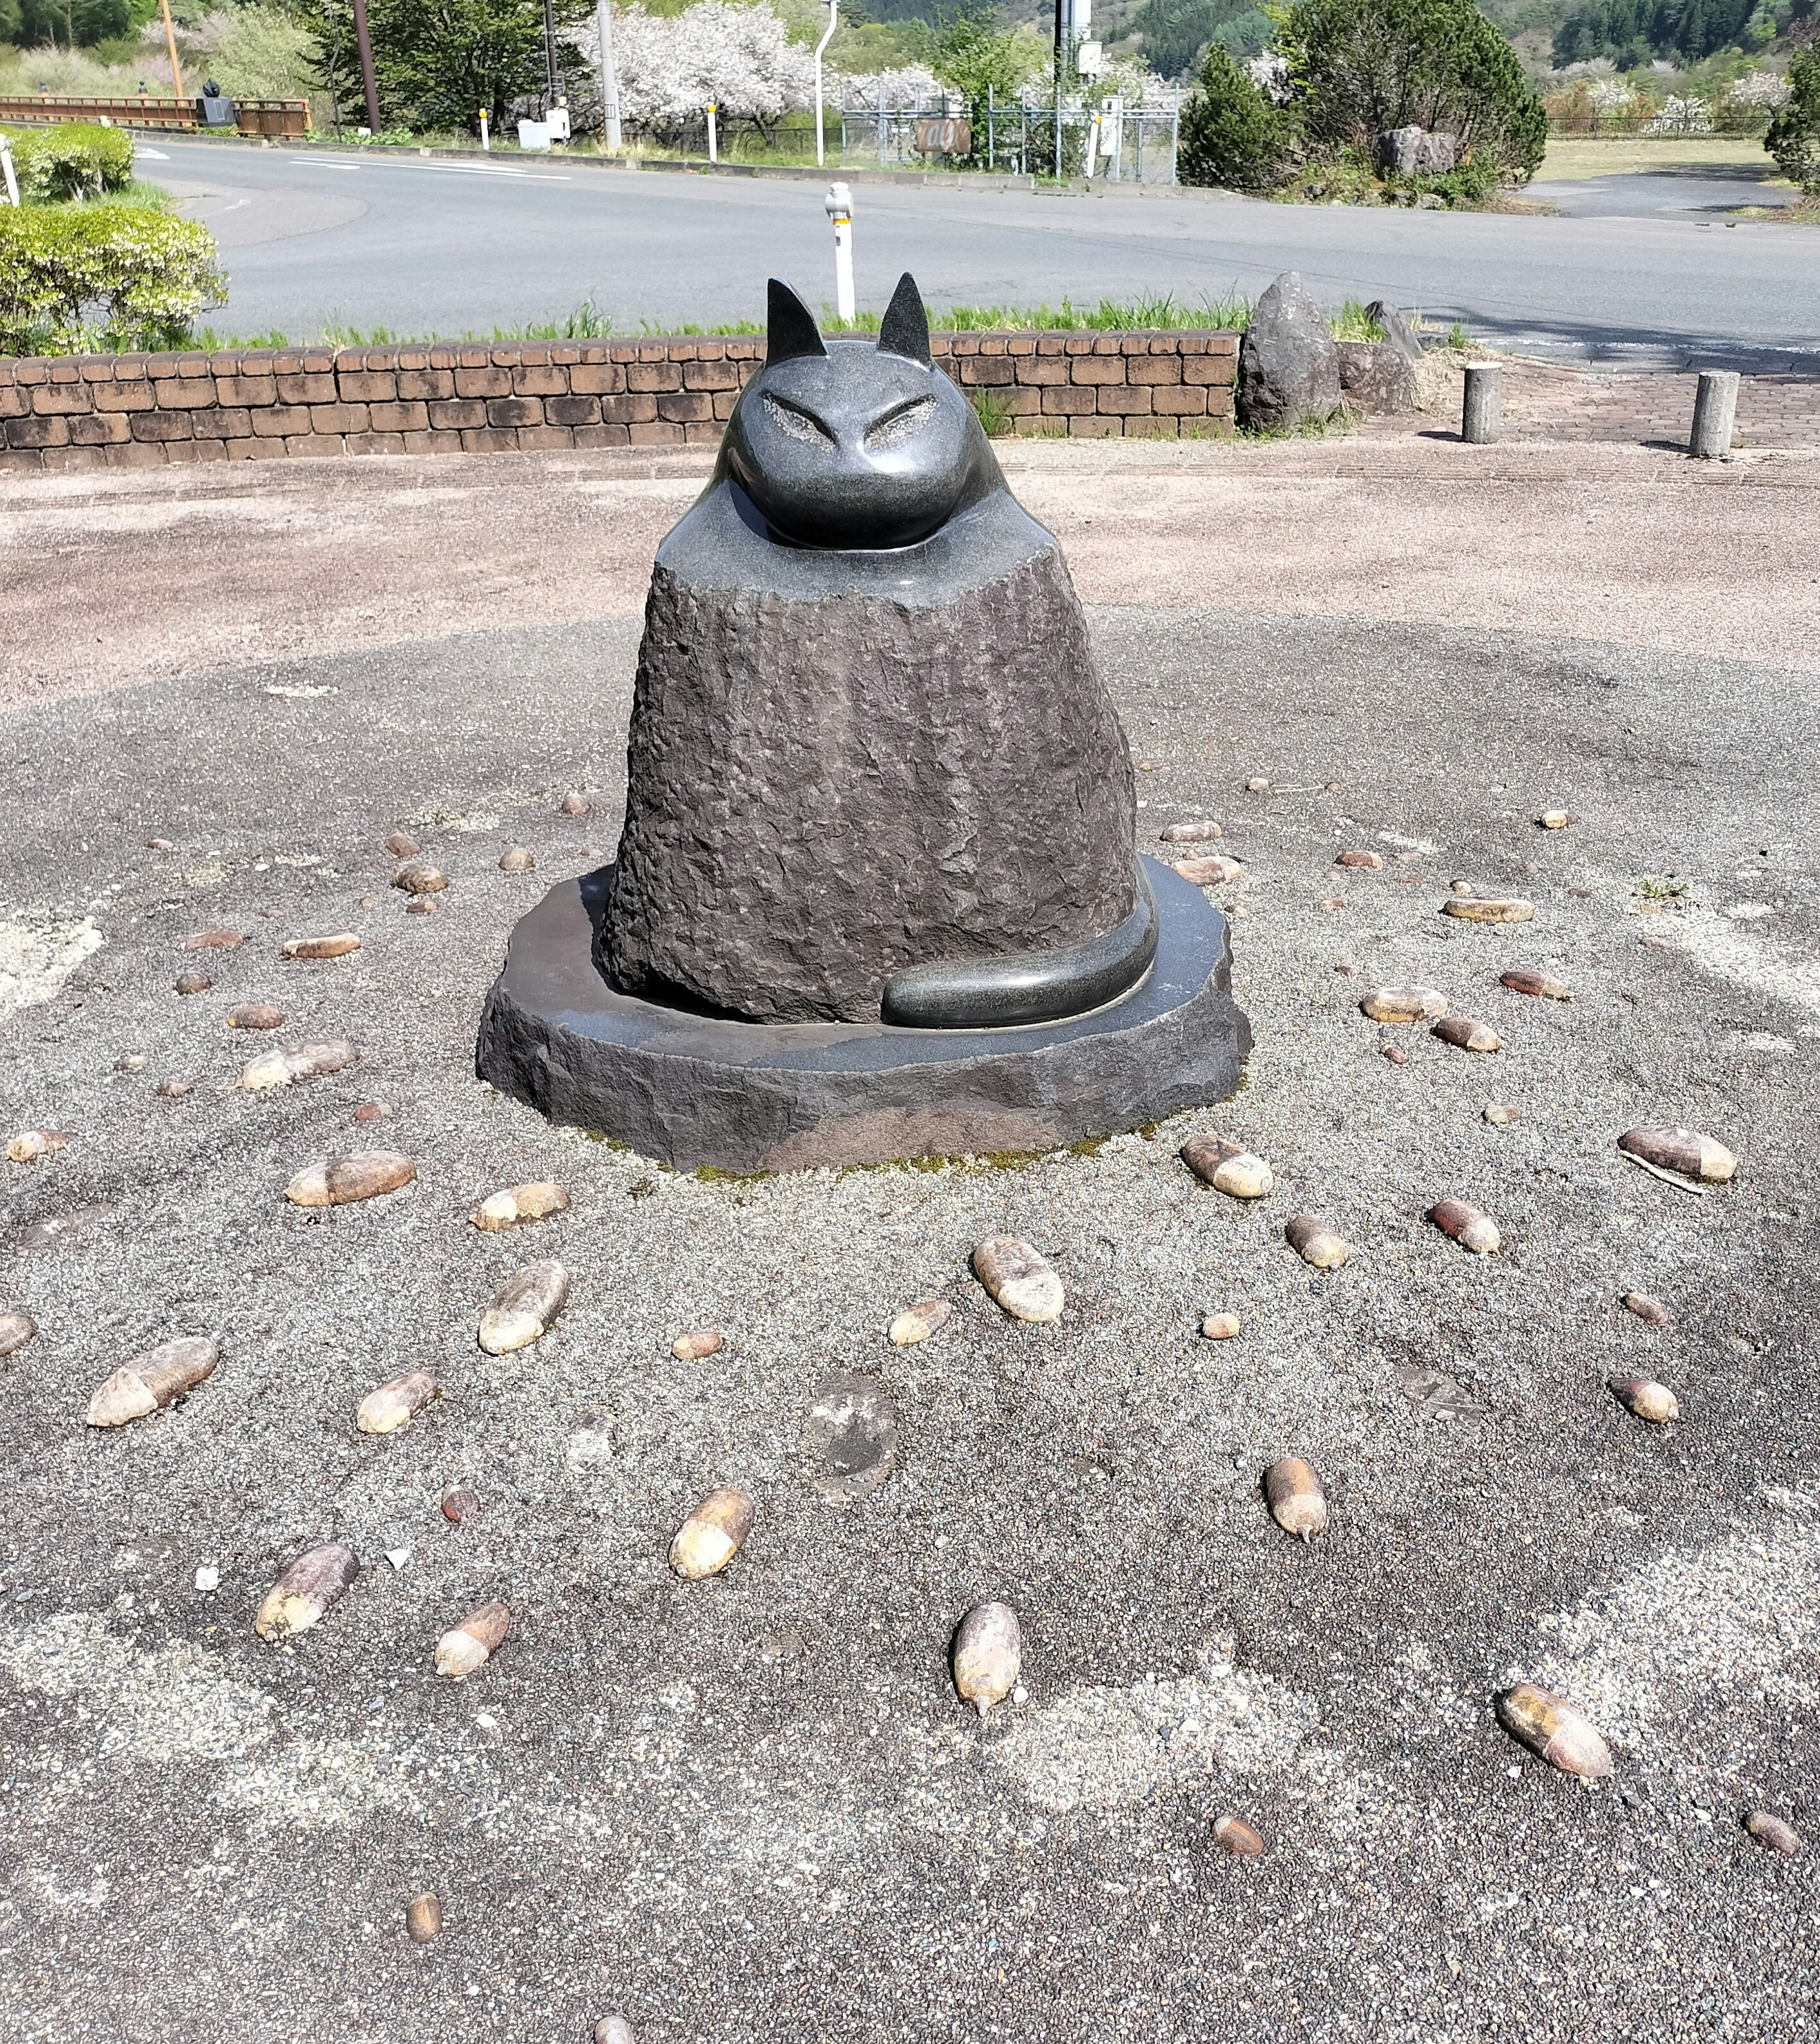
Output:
[719, 273, 1002, 551]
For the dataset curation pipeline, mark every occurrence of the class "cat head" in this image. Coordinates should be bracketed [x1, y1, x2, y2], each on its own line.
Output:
[718, 273, 1002, 550]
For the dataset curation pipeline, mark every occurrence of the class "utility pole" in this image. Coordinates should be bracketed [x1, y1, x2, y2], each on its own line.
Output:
[544, 0, 559, 107]
[595, 0, 621, 151]
[1052, 0, 1063, 177]
[350, 0, 379, 132]
[813, 0, 837, 169]
[158, 0, 184, 100]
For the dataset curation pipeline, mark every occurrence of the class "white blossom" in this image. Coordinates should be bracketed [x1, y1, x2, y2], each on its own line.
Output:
[573, 3, 818, 131]
[1247, 51, 1291, 104]
[1643, 93, 1712, 134]
[835, 65, 944, 110]
[1726, 70, 1790, 109]
[1587, 79, 1634, 110]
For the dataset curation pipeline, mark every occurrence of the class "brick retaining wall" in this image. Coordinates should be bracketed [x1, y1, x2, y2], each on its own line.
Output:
[0, 331, 1239, 472]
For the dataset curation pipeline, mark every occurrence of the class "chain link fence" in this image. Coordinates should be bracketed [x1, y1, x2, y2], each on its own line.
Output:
[837, 96, 1183, 183]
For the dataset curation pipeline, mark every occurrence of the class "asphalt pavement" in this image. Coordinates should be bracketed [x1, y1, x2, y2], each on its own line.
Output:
[137, 136, 1820, 370]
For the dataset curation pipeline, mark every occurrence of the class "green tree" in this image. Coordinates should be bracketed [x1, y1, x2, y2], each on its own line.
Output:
[909, 1, 1045, 162]
[1766, 43, 1820, 193]
[1178, 42, 1289, 186]
[1280, 0, 1547, 180]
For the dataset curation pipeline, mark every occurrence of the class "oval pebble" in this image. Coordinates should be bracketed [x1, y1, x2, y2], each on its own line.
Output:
[154, 1078, 192, 1099]
[356, 1371, 440, 1436]
[1174, 854, 1246, 886]
[392, 861, 447, 896]
[1361, 984, 1447, 1024]
[182, 929, 243, 952]
[1180, 1133, 1273, 1200]
[228, 1003, 285, 1030]
[1483, 1103, 1520, 1126]
[470, 1181, 569, 1231]
[1538, 810, 1576, 830]
[0, 1309, 37, 1358]
[281, 932, 360, 960]
[1381, 1043, 1409, 1066]
[1160, 819, 1221, 844]
[1433, 1015, 1501, 1053]
[499, 846, 536, 873]
[595, 2017, 637, 2044]
[671, 1327, 724, 1362]
[1610, 1374, 1679, 1424]
[1429, 1198, 1501, 1254]
[1744, 1810, 1802, 1856]
[973, 1235, 1065, 1323]
[405, 1892, 442, 1943]
[1618, 1125, 1736, 1184]
[86, 1335, 219, 1427]
[952, 1600, 1021, 1717]
[669, 1486, 755, 1580]
[1200, 1310, 1242, 1340]
[1285, 1214, 1351, 1271]
[478, 1260, 570, 1355]
[1495, 1682, 1612, 1779]
[889, 1299, 952, 1346]
[174, 970, 212, 996]
[441, 1486, 482, 1525]
[1502, 967, 1572, 1000]
[385, 830, 420, 857]
[1443, 897, 1535, 924]
[240, 1040, 361, 1092]
[1265, 1456, 1327, 1539]
[1213, 1814, 1267, 1857]
[254, 1543, 358, 1644]
[1336, 849, 1383, 870]
[559, 790, 591, 817]
[435, 1600, 511, 1679]
[1623, 1290, 1674, 1329]
[7, 1129, 72, 1165]
[286, 1151, 416, 1206]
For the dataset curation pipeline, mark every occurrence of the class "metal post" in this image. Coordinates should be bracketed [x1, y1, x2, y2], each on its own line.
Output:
[1688, 369, 1739, 459]
[987, 83, 993, 170]
[158, 0, 185, 100]
[707, 100, 718, 162]
[813, 0, 836, 169]
[595, 0, 621, 152]
[1170, 100, 1179, 182]
[1053, 0, 1064, 177]
[350, 0, 379, 132]
[877, 102, 886, 168]
[825, 181, 854, 321]
[1462, 363, 1502, 445]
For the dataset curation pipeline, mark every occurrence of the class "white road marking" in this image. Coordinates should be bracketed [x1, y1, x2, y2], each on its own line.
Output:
[279, 153, 570, 183]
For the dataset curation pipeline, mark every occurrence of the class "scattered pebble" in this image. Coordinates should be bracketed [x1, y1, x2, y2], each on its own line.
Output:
[1622, 1290, 1674, 1330]
[595, 2017, 637, 2044]
[239, 1040, 361, 1092]
[435, 1600, 511, 1679]
[1495, 1683, 1612, 1780]
[228, 1003, 285, 1030]
[1174, 854, 1246, 886]
[7, 1129, 72, 1165]
[1336, 849, 1383, 870]
[146, 837, 174, 853]
[284, 1150, 418, 1207]
[1317, 897, 1345, 911]
[393, 861, 447, 896]
[1610, 1374, 1679, 1424]
[1180, 1133, 1273, 1199]
[358, 894, 377, 909]
[1744, 1810, 1802, 1856]
[1200, 1310, 1242, 1340]
[182, 929, 243, 952]
[1213, 1815, 1267, 1857]
[385, 830, 420, 858]
[1361, 984, 1447, 1023]
[478, 1260, 571, 1355]
[471, 1181, 569, 1231]
[669, 1487, 755, 1580]
[114, 1054, 147, 1073]
[195, 1564, 219, 1593]
[972, 1235, 1065, 1323]
[1245, 776, 1272, 792]
[1483, 1103, 1520, 1126]
[889, 1299, 952, 1346]
[1159, 819, 1221, 843]
[1285, 1215, 1351, 1271]
[0, 1309, 37, 1357]
[1265, 1456, 1327, 1539]
[671, 1327, 724, 1361]
[1502, 967, 1571, 1000]
[281, 932, 361, 960]
[1381, 1043, 1409, 1066]
[154, 1079, 192, 1099]
[498, 846, 536, 873]
[952, 1600, 1021, 1717]
[559, 790, 591, 817]
[1433, 1015, 1502, 1053]
[1538, 810, 1576, 830]
[254, 1543, 359, 1644]
[85, 1335, 220, 1426]
[404, 1892, 442, 1943]
[1429, 1197, 1501, 1254]
[1443, 898, 1535, 924]
[174, 970, 212, 996]
[1618, 1125, 1736, 1184]
[353, 1103, 392, 1123]
[442, 1487, 482, 1525]
[356, 1371, 441, 1436]
[803, 1370, 899, 1503]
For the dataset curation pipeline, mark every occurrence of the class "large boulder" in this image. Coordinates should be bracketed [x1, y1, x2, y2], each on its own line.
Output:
[1237, 272, 1341, 434]
[1377, 126, 1459, 176]
[1335, 340, 1418, 414]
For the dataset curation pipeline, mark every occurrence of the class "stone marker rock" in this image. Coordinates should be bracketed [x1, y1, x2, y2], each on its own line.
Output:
[1496, 1684, 1611, 1779]
[478, 1260, 570, 1354]
[1237, 273, 1342, 434]
[1377, 126, 1458, 175]
[1429, 1198, 1500, 1254]
[1362, 984, 1447, 1023]
[285, 1151, 416, 1206]
[1214, 1814, 1267, 1857]
[1181, 1133, 1273, 1199]
[670, 1487, 755, 1579]
[1365, 300, 1424, 365]
[1265, 1456, 1327, 1538]
[889, 1299, 952, 1346]
[671, 1327, 724, 1361]
[470, 1181, 568, 1231]
[974, 1235, 1064, 1321]
[281, 932, 360, 960]
[228, 1002, 285, 1029]
[1610, 1373, 1678, 1424]
[1744, 1810, 1802, 1856]
[1335, 341, 1417, 416]
[405, 1892, 441, 1942]
[174, 970, 212, 996]
[952, 1600, 1020, 1716]
[1618, 1125, 1736, 1183]
[802, 1370, 899, 1502]
[435, 1601, 510, 1678]
[255, 1543, 358, 1642]
[86, 1335, 219, 1426]
[356, 1371, 440, 1435]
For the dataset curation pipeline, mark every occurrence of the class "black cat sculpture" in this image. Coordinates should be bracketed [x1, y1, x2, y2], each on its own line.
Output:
[598, 272, 1149, 1028]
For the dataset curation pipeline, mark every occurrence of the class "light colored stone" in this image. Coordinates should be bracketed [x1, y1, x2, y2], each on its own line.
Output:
[1745, 1810, 1802, 1856]
[952, 1599, 1021, 1717]
[559, 790, 591, 817]
[0, 1309, 36, 1357]
[356, 1370, 440, 1435]
[671, 1327, 724, 1361]
[889, 1299, 953, 1346]
[1285, 1215, 1351, 1270]
[385, 830, 419, 857]
[1610, 1374, 1679, 1424]
[1159, 819, 1221, 844]
[405, 1892, 441, 1943]
[285, 1150, 416, 1207]
[254, 1543, 358, 1643]
[595, 2017, 637, 2044]
[1618, 1125, 1736, 1183]
[973, 1235, 1065, 1323]
[1433, 1015, 1502, 1053]
[1443, 897, 1535, 924]
[7, 1129, 72, 1165]
[1213, 1814, 1266, 1857]
[435, 1600, 511, 1679]
[669, 1487, 755, 1580]
[1483, 1103, 1520, 1126]
[392, 860, 447, 896]
[1180, 1133, 1273, 1200]
[174, 970, 212, 995]
[1538, 810, 1576, 830]
[1174, 854, 1246, 887]
[470, 1181, 569, 1231]
[1200, 1310, 1242, 1340]
[1336, 849, 1383, 870]
[478, 1259, 570, 1354]
[228, 1002, 285, 1029]
[1381, 1043, 1409, 1066]
[499, 845, 536, 873]
[182, 928, 243, 952]
[153, 1078, 192, 1099]
[85, 1335, 219, 1426]
[1502, 967, 1571, 1000]
[281, 932, 360, 960]
[1622, 1290, 1674, 1330]
[1429, 1197, 1500, 1254]
[114, 1054, 147, 1073]
[1265, 1456, 1327, 1539]
[1495, 1683, 1612, 1780]
[1361, 984, 1447, 1023]
[239, 1040, 360, 1092]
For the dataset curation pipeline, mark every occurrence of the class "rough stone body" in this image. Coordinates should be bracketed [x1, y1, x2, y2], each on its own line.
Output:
[1237, 273, 1342, 434]
[1377, 126, 1458, 174]
[1335, 342, 1418, 415]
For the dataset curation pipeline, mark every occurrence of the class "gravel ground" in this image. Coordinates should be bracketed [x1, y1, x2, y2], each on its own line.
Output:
[1, 582, 1817, 2039]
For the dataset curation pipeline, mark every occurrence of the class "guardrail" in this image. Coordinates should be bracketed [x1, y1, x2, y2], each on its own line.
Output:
[0, 94, 308, 138]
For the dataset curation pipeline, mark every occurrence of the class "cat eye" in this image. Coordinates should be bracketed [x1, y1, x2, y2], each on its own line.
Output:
[863, 397, 936, 452]
[762, 395, 836, 446]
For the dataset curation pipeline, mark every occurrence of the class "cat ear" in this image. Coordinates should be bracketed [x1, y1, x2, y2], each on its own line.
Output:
[765, 278, 827, 364]
[877, 273, 931, 367]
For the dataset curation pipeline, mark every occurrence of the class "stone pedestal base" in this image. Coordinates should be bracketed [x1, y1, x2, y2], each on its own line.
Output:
[476, 857, 1250, 1173]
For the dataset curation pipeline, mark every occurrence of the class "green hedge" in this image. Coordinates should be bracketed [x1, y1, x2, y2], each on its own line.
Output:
[0, 204, 226, 355]
[2, 122, 137, 204]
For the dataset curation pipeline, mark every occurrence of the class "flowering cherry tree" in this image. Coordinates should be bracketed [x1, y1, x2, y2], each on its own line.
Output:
[573, 2, 818, 139]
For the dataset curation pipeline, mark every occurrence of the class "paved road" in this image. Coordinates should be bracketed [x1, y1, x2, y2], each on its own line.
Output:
[140, 137, 1820, 369]
[1528, 166, 1792, 219]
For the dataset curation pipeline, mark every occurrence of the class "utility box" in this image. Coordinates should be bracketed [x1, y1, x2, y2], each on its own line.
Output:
[198, 90, 237, 126]
[518, 118, 553, 150]
[547, 103, 571, 140]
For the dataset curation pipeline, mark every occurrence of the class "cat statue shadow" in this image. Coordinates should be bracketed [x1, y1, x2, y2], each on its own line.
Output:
[599, 272, 1149, 1029]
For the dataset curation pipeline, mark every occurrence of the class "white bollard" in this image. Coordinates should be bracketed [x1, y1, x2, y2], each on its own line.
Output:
[824, 181, 854, 322]
[1688, 369, 1739, 460]
[0, 137, 18, 208]
[1083, 109, 1101, 180]
[478, 109, 489, 151]
[707, 100, 718, 163]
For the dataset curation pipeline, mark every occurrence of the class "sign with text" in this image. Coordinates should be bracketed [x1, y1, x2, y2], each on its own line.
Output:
[914, 117, 972, 156]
